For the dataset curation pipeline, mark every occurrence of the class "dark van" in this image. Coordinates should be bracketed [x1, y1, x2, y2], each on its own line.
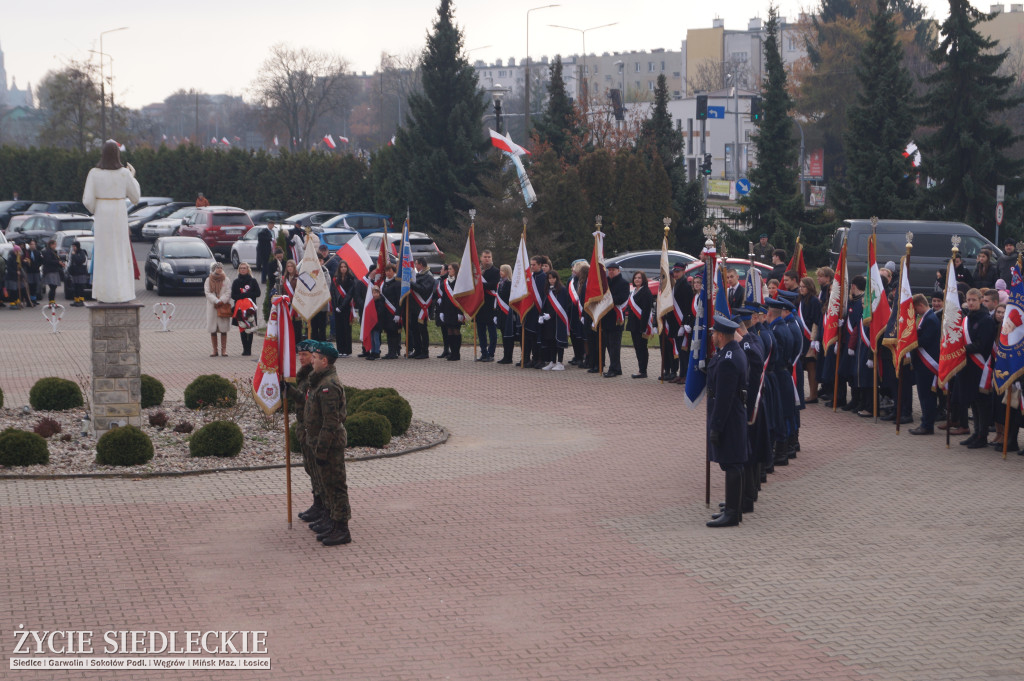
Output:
[830, 219, 1000, 293]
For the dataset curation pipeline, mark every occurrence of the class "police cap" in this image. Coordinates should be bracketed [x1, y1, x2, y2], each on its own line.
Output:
[712, 314, 740, 334]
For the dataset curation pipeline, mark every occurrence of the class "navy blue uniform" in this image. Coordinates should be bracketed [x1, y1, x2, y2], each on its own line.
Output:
[707, 339, 749, 469]
[912, 309, 940, 430]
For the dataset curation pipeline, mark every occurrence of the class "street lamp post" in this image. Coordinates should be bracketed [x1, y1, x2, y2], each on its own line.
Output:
[98, 26, 128, 143]
[492, 85, 507, 133]
[548, 22, 617, 105]
[614, 59, 625, 104]
[525, 4, 560, 138]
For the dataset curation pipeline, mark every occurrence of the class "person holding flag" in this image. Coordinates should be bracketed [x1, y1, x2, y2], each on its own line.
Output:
[540, 270, 571, 370]
[909, 294, 941, 435]
[453, 217, 486, 357]
[509, 229, 534, 366]
[374, 263, 402, 359]
[627, 270, 654, 378]
[439, 262, 466, 360]
[409, 258, 435, 359]
[476, 250, 500, 362]
[527, 255, 551, 368]
[599, 262, 630, 377]
[329, 261, 357, 357]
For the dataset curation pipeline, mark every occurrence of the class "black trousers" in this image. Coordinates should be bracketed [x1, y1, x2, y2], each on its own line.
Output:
[239, 330, 254, 355]
[631, 328, 648, 374]
[477, 319, 497, 357]
[333, 312, 352, 355]
[410, 320, 429, 355]
[603, 324, 623, 372]
[309, 310, 327, 342]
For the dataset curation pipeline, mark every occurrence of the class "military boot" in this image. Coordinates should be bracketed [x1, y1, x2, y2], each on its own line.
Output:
[315, 519, 337, 542]
[707, 469, 743, 527]
[298, 495, 324, 522]
[773, 440, 790, 466]
[320, 520, 352, 546]
[309, 516, 333, 533]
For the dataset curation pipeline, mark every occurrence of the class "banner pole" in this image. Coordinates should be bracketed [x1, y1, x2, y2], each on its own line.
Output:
[873, 344, 879, 422]
[283, 392, 292, 530]
[521, 318, 527, 368]
[472, 318, 478, 360]
[404, 297, 410, 357]
[895, 364, 904, 434]
[946, 390, 951, 448]
[1003, 389, 1012, 460]
[659, 334, 665, 383]
[599, 324, 604, 374]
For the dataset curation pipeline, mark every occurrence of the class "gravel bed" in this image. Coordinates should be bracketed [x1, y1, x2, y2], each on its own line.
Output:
[0, 404, 447, 478]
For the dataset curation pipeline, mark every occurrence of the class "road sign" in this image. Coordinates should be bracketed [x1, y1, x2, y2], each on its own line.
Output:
[707, 106, 725, 119]
[997, 201, 1004, 226]
[997, 184, 1005, 202]
[736, 178, 751, 196]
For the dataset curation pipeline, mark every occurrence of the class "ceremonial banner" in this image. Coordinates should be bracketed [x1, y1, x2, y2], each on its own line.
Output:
[510, 234, 533, 317]
[338, 234, 373, 280]
[894, 255, 918, 367]
[656, 233, 673, 333]
[360, 278, 379, 354]
[584, 230, 612, 328]
[453, 223, 485, 319]
[787, 237, 806, 281]
[398, 219, 413, 302]
[252, 295, 296, 415]
[938, 257, 966, 387]
[994, 265, 1024, 393]
[684, 260, 709, 408]
[822, 238, 849, 351]
[290, 233, 331, 322]
[713, 261, 730, 318]
[863, 232, 892, 347]
[745, 261, 764, 306]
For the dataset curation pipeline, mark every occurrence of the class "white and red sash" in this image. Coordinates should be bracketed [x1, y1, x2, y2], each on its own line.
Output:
[530, 273, 546, 311]
[414, 290, 433, 321]
[627, 288, 645, 321]
[673, 296, 684, 325]
[961, 317, 993, 390]
[495, 289, 510, 315]
[282, 277, 299, 318]
[645, 310, 656, 338]
[549, 290, 569, 327]
[614, 300, 628, 324]
[443, 279, 462, 319]
[797, 300, 812, 340]
[334, 281, 356, 322]
[568, 278, 582, 313]
[379, 279, 398, 315]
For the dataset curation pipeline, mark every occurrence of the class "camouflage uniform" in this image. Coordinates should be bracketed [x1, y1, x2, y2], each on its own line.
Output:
[303, 364, 350, 522]
[286, 364, 318, 498]
[752, 241, 775, 266]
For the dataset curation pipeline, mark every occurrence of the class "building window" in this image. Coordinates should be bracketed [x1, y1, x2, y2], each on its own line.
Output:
[649, 81, 655, 90]
[661, 61, 666, 70]
[648, 61, 655, 72]
[635, 63, 640, 72]
[788, 37, 798, 51]
[673, 72, 681, 77]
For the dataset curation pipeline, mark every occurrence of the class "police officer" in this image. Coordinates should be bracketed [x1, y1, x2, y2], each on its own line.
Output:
[767, 297, 796, 465]
[288, 340, 322, 524]
[736, 306, 766, 512]
[304, 341, 352, 546]
[706, 314, 749, 528]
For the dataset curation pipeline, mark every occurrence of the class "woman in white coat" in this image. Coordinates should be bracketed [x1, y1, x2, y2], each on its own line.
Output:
[204, 262, 232, 356]
[81, 141, 141, 303]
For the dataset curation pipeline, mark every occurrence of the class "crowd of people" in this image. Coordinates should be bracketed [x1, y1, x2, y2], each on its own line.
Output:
[2, 238, 90, 308]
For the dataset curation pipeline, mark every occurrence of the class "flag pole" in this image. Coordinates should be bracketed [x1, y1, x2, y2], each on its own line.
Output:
[404, 297, 410, 358]
[946, 390, 951, 449]
[521, 218, 529, 369]
[283, 392, 293, 529]
[1002, 389, 1012, 460]
[703, 226, 716, 507]
[472, 318, 478, 360]
[895, 239, 912, 435]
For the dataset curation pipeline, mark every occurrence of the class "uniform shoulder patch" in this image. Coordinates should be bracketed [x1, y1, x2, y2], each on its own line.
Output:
[725, 351, 733, 359]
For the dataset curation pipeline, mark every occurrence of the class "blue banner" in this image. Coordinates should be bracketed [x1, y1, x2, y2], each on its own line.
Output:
[685, 261, 709, 408]
[994, 265, 1024, 393]
[398, 219, 413, 302]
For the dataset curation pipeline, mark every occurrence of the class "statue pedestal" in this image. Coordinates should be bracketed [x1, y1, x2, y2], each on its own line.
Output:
[89, 302, 143, 437]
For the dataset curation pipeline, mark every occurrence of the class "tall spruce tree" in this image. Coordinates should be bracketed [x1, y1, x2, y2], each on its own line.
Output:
[535, 57, 584, 160]
[639, 74, 682, 174]
[917, 0, 1024, 234]
[739, 5, 803, 245]
[394, 0, 488, 236]
[838, 0, 917, 218]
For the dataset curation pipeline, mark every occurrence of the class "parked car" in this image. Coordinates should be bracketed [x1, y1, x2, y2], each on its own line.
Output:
[52, 229, 94, 261]
[129, 197, 176, 214]
[178, 207, 253, 259]
[6, 213, 94, 246]
[318, 227, 361, 256]
[605, 249, 697, 285]
[144, 236, 216, 295]
[361, 231, 445, 274]
[0, 231, 11, 260]
[3, 214, 31, 235]
[248, 209, 289, 225]
[327, 212, 393, 238]
[0, 200, 33, 230]
[22, 200, 90, 216]
[62, 236, 94, 301]
[831, 219, 1000, 293]
[230, 225, 289, 269]
[141, 206, 200, 240]
[281, 211, 339, 230]
[128, 201, 191, 240]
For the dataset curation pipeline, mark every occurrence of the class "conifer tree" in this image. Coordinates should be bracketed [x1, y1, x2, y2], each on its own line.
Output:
[917, 0, 1024, 233]
[535, 57, 584, 161]
[739, 5, 803, 245]
[394, 0, 488, 236]
[838, 0, 917, 218]
[639, 74, 682, 175]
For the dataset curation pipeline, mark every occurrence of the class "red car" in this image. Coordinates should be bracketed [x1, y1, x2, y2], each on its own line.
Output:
[178, 207, 253, 259]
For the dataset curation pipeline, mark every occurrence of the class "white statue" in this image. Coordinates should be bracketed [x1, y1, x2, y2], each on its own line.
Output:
[82, 141, 141, 303]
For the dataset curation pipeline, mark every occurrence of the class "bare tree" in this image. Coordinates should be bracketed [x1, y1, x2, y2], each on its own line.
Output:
[36, 59, 101, 152]
[251, 44, 354, 151]
[686, 57, 752, 94]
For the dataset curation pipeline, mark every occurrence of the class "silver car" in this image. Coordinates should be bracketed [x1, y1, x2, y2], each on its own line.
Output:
[141, 206, 198, 240]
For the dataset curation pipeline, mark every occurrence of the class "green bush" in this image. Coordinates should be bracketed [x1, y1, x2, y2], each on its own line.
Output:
[346, 412, 392, 448]
[0, 428, 49, 466]
[96, 425, 154, 466]
[357, 395, 412, 436]
[183, 374, 237, 410]
[140, 374, 165, 408]
[189, 420, 244, 458]
[347, 387, 398, 413]
[28, 377, 83, 411]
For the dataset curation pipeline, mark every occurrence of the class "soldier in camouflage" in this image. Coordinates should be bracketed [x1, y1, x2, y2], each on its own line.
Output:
[288, 340, 322, 524]
[751, 234, 775, 266]
[304, 341, 352, 546]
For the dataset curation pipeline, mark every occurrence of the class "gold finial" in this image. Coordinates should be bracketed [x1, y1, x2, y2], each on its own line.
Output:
[663, 217, 671, 237]
[595, 215, 603, 227]
[870, 216, 878, 230]
[304, 225, 313, 236]
[905, 231, 914, 248]
[522, 217, 528, 229]
[951, 234, 961, 256]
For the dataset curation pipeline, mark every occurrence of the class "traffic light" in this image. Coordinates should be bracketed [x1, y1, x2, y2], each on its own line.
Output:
[696, 95, 708, 121]
[750, 96, 763, 122]
[701, 153, 712, 176]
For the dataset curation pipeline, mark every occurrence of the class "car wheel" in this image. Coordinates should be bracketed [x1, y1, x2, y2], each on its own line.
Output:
[231, 251, 240, 269]
[157, 276, 167, 296]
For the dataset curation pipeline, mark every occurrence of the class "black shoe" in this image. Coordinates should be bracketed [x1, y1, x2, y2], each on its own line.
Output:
[496, 358, 513, 364]
[316, 520, 337, 542]
[706, 511, 740, 527]
[967, 439, 989, 450]
[381, 353, 398, 360]
[587, 368, 600, 374]
[481, 356, 493, 362]
[365, 353, 378, 361]
[881, 412, 896, 422]
[438, 351, 450, 359]
[631, 373, 647, 379]
[909, 426, 934, 435]
[475, 356, 486, 362]
[960, 435, 979, 446]
[822, 400, 833, 409]
[841, 401, 859, 412]
[309, 517, 333, 533]
[298, 496, 324, 522]
[603, 370, 621, 377]
[804, 398, 819, 404]
[321, 521, 352, 546]
[899, 415, 913, 425]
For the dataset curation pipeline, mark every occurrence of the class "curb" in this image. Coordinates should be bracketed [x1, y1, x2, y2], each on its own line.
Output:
[0, 426, 450, 480]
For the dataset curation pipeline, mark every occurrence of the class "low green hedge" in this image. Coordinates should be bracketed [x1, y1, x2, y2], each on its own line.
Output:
[96, 426, 154, 466]
[0, 428, 49, 466]
[189, 420, 244, 457]
[29, 377, 83, 411]
[346, 412, 392, 448]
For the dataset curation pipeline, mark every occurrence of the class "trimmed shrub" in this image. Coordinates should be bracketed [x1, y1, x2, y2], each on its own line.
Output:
[357, 395, 412, 436]
[173, 421, 194, 434]
[28, 377, 83, 411]
[189, 420, 244, 458]
[33, 417, 62, 439]
[346, 412, 392, 448]
[140, 374, 165, 408]
[0, 428, 49, 466]
[183, 374, 237, 410]
[347, 387, 398, 413]
[149, 410, 169, 429]
[96, 426, 154, 466]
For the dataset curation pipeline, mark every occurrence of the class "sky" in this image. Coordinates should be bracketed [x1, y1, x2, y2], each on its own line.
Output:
[3, 0, 964, 109]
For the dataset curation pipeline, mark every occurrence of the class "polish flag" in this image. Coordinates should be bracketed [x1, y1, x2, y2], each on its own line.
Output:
[360, 278, 379, 353]
[323, 134, 337, 149]
[489, 129, 531, 156]
[584, 230, 612, 328]
[453, 223, 484, 319]
[338, 135, 349, 144]
[338, 235, 373, 280]
[221, 137, 230, 146]
[938, 256, 966, 387]
[894, 254, 918, 367]
[273, 135, 279, 146]
[388, 136, 395, 146]
[509, 233, 533, 317]
[211, 137, 217, 144]
[252, 295, 297, 414]
[822, 237, 849, 352]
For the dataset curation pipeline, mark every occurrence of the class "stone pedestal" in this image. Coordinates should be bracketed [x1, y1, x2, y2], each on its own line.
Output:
[89, 303, 143, 436]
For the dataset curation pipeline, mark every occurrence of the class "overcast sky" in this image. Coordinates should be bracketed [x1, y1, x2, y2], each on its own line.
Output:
[4, 0, 962, 109]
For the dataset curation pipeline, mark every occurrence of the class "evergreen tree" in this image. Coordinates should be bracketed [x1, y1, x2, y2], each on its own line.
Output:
[739, 5, 803, 246]
[393, 0, 488, 237]
[917, 0, 1024, 234]
[535, 57, 584, 161]
[838, 0, 917, 219]
[638, 74, 682, 176]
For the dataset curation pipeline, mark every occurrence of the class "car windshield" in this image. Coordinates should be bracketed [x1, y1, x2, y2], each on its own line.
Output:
[212, 214, 251, 226]
[163, 243, 211, 259]
[165, 207, 194, 219]
[0, 201, 19, 211]
[319, 216, 349, 230]
[322, 232, 356, 247]
[27, 203, 49, 212]
[133, 205, 165, 219]
[62, 219, 94, 231]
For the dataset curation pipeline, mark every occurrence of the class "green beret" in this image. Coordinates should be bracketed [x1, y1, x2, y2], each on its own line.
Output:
[296, 339, 318, 353]
[312, 341, 339, 360]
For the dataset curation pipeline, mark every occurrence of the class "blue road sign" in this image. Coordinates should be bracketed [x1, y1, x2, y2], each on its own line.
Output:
[707, 106, 726, 119]
[736, 178, 751, 195]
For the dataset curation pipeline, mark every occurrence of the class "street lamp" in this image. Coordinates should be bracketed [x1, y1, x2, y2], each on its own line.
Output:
[548, 22, 617, 104]
[490, 84, 509, 133]
[525, 4, 560, 137]
[614, 59, 625, 104]
[726, 72, 740, 180]
[98, 26, 128, 143]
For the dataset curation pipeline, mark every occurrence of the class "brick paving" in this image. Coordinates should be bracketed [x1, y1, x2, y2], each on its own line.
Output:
[1, 254, 1023, 680]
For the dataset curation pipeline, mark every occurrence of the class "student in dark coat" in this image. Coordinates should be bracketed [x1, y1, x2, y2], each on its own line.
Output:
[496, 265, 516, 364]
[706, 315, 749, 528]
[996, 239, 1017, 285]
[330, 260, 357, 357]
[567, 262, 586, 366]
[439, 262, 465, 361]
[600, 262, 631, 377]
[767, 297, 796, 465]
[476, 250, 500, 361]
[256, 226, 273, 281]
[734, 307, 766, 513]
[768, 249, 788, 283]
[526, 256, 551, 368]
[408, 258, 434, 359]
[539, 270, 571, 370]
[68, 242, 89, 306]
[658, 264, 684, 381]
[626, 271, 654, 378]
[958, 288, 997, 448]
[797, 276, 823, 402]
[910, 294, 941, 434]
[230, 262, 261, 356]
[972, 249, 998, 290]
[40, 239, 63, 304]
[375, 263, 402, 359]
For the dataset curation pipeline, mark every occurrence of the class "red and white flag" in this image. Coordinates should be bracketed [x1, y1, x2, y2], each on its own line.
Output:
[938, 256, 967, 387]
[211, 136, 217, 144]
[509, 233, 533, 317]
[323, 134, 337, 149]
[252, 295, 296, 414]
[338, 235, 373, 280]
[360, 278, 379, 354]
[489, 129, 531, 156]
[221, 137, 230, 146]
[787, 237, 806, 281]
[453, 223, 484, 319]
[894, 254, 918, 367]
[822, 237, 849, 352]
[338, 135, 349, 144]
[584, 230, 612, 328]
[865, 231, 892, 348]
[273, 135, 279, 146]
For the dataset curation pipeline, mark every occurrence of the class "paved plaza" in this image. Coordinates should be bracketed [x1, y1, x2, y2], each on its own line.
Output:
[1, 250, 1023, 680]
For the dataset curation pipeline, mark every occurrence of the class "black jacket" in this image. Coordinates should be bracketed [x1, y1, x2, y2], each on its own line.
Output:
[231, 274, 261, 304]
[376, 278, 401, 330]
[479, 265, 499, 317]
[601, 272, 630, 331]
[41, 248, 63, 276]
[626, 283, 653, 334]
[331, 272, 357, 318]
[68, 250, 88, 276]
[707, 339, 749, 465]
